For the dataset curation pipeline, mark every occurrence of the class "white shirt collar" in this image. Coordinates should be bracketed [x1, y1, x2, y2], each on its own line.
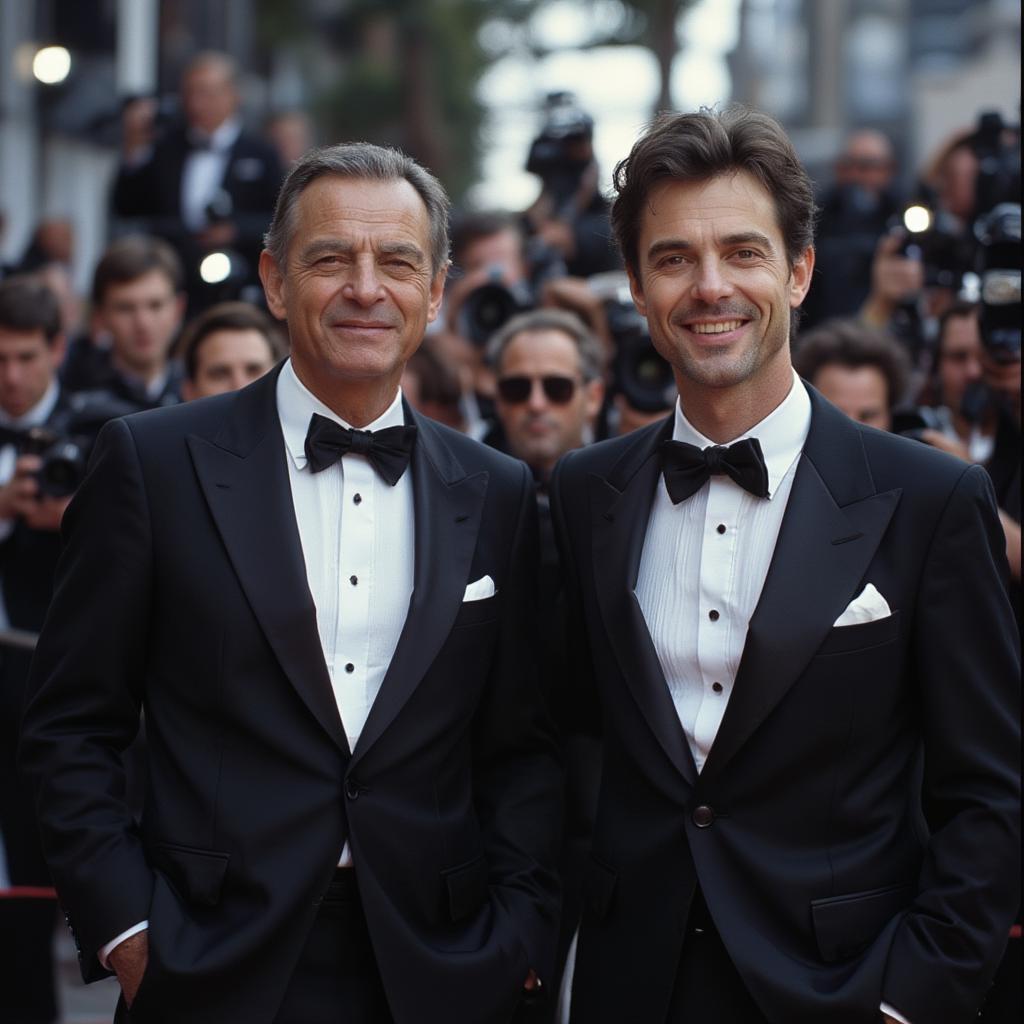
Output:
[277, 358, 407, 470]
[0, 377, 60, 430]
[189, 116, 242, 153]
[673, 370, 811, 498]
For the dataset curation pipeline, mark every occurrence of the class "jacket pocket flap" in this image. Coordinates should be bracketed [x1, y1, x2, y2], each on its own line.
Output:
[442, 854, 488, 923]
[811, 881, 913, 962]
[152, 841, 230, 908]
[582, 857, 618, 924]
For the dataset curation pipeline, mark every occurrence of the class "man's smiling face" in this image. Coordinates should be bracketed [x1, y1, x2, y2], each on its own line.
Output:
[627, 171, 813, 399]
[260, 175, 445, 395]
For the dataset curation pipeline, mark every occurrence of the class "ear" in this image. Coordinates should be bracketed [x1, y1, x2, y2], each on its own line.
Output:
[48, 332, 67, 370]
[789, 245, 815, 308]
[427, 262, 449, 325]
[259, 250, 288, 321]
[584, 377, 606, 423]
[626, 264, 647, 317]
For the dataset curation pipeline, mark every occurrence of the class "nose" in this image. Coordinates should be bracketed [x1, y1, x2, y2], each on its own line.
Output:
[965, 354, 982, 381]
[691, 258, 733, 304]
[343, 258, 384, 306]
[526, 379, 549, 411]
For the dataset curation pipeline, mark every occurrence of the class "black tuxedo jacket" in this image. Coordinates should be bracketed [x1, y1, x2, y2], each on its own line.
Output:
[550, 385, 1020, 1024]
[20, 366, 561, 1024]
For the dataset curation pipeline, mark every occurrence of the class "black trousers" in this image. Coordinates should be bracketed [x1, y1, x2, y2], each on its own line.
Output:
[665, 889, 769, 1024]
[274, 869, 393, 1024]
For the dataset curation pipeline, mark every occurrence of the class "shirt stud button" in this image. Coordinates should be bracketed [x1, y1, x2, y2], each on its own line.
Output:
[712, 681, 723, 694]
[353, 493, 362, 505]
[716, 523, 726, 534]
[708, 609, 720, 622]
[345, 662, 354, 673]
[349, 575, 358, 586]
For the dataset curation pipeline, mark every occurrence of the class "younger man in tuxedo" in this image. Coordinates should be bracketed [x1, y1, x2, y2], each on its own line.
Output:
[550, 106, 1019, 1024]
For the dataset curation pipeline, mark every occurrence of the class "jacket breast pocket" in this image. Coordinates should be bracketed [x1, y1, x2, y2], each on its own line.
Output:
[452, 593, 499, 628]
[441, 854, 489, 923]
[810, 881, 914, 962]
[815, 610, 901, 657]
[151, 841, 230, 908]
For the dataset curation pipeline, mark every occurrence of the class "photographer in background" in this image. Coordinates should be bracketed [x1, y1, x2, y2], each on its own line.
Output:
[111, 52, 283, 311]
[0, 276, 83, 1024]
[803, 130, 901, 330]
[523, 93, 620, 279]
[909, 302, 996, 463]
[794, 318, 911, 432]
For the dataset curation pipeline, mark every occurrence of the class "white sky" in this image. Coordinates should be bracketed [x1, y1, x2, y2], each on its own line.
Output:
[469, 0, 741, 209]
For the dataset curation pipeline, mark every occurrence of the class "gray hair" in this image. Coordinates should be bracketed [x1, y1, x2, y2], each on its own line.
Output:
[263, 142, 451, 276]
[487, 308, 604, 382]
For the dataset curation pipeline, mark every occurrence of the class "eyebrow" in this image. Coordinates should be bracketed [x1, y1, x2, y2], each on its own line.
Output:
[645, 231, 777, 261]
[296, 239, 426, 263]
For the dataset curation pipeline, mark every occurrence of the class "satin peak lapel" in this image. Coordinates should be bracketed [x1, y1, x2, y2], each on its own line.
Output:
[351, 414, 487, 765]
[188, 370, 348, 754]
[590, 419, 697, 785]
[701, 391, 901, 781]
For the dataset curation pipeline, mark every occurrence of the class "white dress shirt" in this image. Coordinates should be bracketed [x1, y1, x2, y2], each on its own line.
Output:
[630, 372, 912, 1024]
[181, 116, 242, 231]
[277, 358, 415, 757]
[99, 360, 415, 966]
[635, 371, 810, 772]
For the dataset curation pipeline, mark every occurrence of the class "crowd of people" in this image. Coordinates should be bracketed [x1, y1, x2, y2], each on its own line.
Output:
[0, 48, 1019, 1024]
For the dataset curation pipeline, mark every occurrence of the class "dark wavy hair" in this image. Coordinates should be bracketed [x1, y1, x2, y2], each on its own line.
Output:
[611, 105, 817, 275]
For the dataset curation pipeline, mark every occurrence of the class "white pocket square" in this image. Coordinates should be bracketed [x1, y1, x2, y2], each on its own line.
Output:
[462, 575, 496, 602]
[833, 583, 892, 627]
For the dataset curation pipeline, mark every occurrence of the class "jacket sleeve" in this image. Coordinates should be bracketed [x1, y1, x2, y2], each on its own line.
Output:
[882, 463, 1021, 1022]
[472, 462, 562, 983]
[18, 417, 156, 981]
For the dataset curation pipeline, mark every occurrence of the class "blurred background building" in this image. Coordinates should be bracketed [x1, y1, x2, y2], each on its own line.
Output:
[1, 0, 1019, 292]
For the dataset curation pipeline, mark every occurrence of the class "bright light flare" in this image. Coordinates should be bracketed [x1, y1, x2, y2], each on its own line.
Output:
[33, 46, 71, 85]
[903, 205, 933, 234]
[200, 252, 232, 284]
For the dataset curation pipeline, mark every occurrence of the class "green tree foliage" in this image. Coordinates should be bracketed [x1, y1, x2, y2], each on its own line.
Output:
[256, 0, 539, 203]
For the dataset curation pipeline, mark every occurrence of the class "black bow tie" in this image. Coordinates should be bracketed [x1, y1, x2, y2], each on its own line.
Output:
[304, 413, 417, 485]
[660, 437, 770, 504]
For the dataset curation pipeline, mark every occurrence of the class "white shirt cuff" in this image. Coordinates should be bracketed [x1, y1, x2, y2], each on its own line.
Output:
[881, 1001, 912, 1024]
[98, 920, 149, 969]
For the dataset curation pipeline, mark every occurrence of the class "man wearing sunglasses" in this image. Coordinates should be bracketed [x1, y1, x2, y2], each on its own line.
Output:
[488, 309, 605, 492]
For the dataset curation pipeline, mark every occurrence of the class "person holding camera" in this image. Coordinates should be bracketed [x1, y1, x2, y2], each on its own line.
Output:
[111, 52, 283, 310]
[0, 275, 78, 1024]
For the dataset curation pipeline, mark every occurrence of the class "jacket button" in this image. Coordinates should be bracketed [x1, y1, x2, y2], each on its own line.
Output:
[692, 804, 715, 828]
[345, 778, 361, 800]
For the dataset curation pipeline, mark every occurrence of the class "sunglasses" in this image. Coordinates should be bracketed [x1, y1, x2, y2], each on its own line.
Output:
[497, 375, 578, 405]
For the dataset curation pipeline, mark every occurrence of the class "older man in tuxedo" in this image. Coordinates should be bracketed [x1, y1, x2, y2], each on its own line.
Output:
[21, 143, 560, 1024]
[551, 107, 1019, 1024]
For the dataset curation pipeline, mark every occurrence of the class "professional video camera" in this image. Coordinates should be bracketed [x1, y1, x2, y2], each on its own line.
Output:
[975, 202, 1020, 364]
[605, 300, 675, 414]
[18, 427, 90, 499]
[525, 91, 595, 215]
[886, 112, 1020, 357]
[458, 273, 535, 350]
